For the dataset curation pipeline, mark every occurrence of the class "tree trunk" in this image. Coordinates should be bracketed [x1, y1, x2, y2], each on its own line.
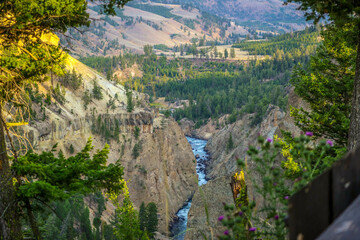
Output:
[25, 198, 42, 240]
[0, 105, 22, 239]
[348, 29, 360, 151]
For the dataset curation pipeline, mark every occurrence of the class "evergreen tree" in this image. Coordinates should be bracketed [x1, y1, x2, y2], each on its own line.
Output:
[0, 0, 131, 238]
[92, 80, 103, 100]
[12, 139, 124, 239]
[227, 134, 234, 152]
[134, 126, 140, 140]
[139, 202, 147, 231]
[113, 181, 142, 240]
[285, 0, 360, 150]
[146, 202, 158, 238]
[224, 49, 229, 59]
[291, 25, 355, 146]
[230, 48, 236, 58]
[126, 89, 134, 112]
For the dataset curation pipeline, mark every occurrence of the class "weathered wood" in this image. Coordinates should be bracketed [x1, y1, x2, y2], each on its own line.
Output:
[289, 146, 360, 240]
[332, 147, 360, 219]
[317, 195, 360, 240]
[289, 170, 331, 240]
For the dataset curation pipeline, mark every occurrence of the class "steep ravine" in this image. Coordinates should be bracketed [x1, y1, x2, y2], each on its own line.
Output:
[16, 54, 198, 235]
[183, 90, 305, 239]
[170, 137, 209, 240]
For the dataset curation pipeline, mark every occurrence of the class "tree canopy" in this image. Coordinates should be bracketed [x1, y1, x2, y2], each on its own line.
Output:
[0, 1, 132, 239]
[290, 24, 356, 146]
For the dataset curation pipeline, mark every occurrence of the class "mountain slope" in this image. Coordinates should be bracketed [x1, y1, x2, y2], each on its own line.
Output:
[152, 0, 306, 31]
[17, 49, 198, 234]
[59, 2, 249, 57]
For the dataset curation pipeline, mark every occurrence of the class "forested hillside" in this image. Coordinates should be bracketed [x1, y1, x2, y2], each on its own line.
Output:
[80, 26, 320, 127]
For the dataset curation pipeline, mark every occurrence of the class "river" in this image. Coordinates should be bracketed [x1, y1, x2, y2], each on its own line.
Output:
[170, 136, 209, 240]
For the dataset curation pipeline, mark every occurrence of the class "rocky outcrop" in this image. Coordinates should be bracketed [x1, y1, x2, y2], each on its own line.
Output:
[179, 115, 228, 140]
[185, 176, 233, 240]
[121, 118, 198, 233]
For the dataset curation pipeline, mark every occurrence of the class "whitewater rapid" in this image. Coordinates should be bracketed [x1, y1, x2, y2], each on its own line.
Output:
[170, 137, 209, 240]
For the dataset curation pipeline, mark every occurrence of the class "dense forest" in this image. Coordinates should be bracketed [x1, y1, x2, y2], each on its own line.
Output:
[157, 27, 320, 125]
[79, 27, 320, 127]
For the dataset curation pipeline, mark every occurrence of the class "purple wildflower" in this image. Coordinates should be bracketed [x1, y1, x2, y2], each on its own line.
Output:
[267, 138, 272, 143]
[274, 215, 279, 220]
[273, 182, 277, 186]
[238, 211, 243, 216]
[249, 227, 256, 232]
[284, 196, 289, 200]
[218, 216, 224, 221]
[224, 230, 229, 235]
[305, 131, 313, 137]
[326, 140, 334, 147]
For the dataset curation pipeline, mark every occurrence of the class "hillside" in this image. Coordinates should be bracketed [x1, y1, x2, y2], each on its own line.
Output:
[13, 46, 198, 235]
[152, 0, 307, 32]
[59, 2, 249, 57]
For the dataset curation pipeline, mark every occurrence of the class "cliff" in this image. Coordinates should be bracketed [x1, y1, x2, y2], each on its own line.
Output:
[12, 54, 198, 235]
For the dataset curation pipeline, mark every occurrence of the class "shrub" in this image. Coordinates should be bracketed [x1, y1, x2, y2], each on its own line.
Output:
[219, 134, 343, 240]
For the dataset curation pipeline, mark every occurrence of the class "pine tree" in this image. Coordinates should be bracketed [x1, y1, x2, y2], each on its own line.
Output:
[146, 202, 158, 238]
[284, 0, 360, 150]
[113, 181, 142, 240]
[224, 49, 229, 59]
[230, 48, 236, 58]
[139, 202, 147, 231]
[126, 89, 134, 113]
[290, 25, 355, 146]
[0, 0, 131, 238]
[227, 134, 234, 152]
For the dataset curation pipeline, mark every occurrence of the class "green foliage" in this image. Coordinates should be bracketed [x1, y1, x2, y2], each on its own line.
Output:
[45, 93, 52, 106]
[153, 44, 169, 51]
[12, 138, 124, 202]
[290, 25, 356, 147]
[285, 0, 360, 27]
[153, 29, 318, 125]
[226, 134, 234, 152]
[138, 202, 159, 239]
[92, 80, 103, 100]
[219, 135, 344, 239]
[224, 49, 229, 59]
[113, 182, 143, 240]
[52, 83, 66, 104]
[82, 89, 92, 110]
[233, 27, 320, 55]
[128, 3, 180, 20]
[134, 126, 140, 140]
[143, 45, 153, 56]
[164, 110, 171, 118]
[0, 0, 132, 238]
[230, 48, 236, 58]
[145, 202, 158, 237]
[139, 202, 147, 232]
[126, 89, 134, 113]
[58, 69, 83, 90]
[228, 111, 237, 124]
[132, 142, 142, 159]
[69, 144, 75, 154]
[91, 115, 121, 142]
